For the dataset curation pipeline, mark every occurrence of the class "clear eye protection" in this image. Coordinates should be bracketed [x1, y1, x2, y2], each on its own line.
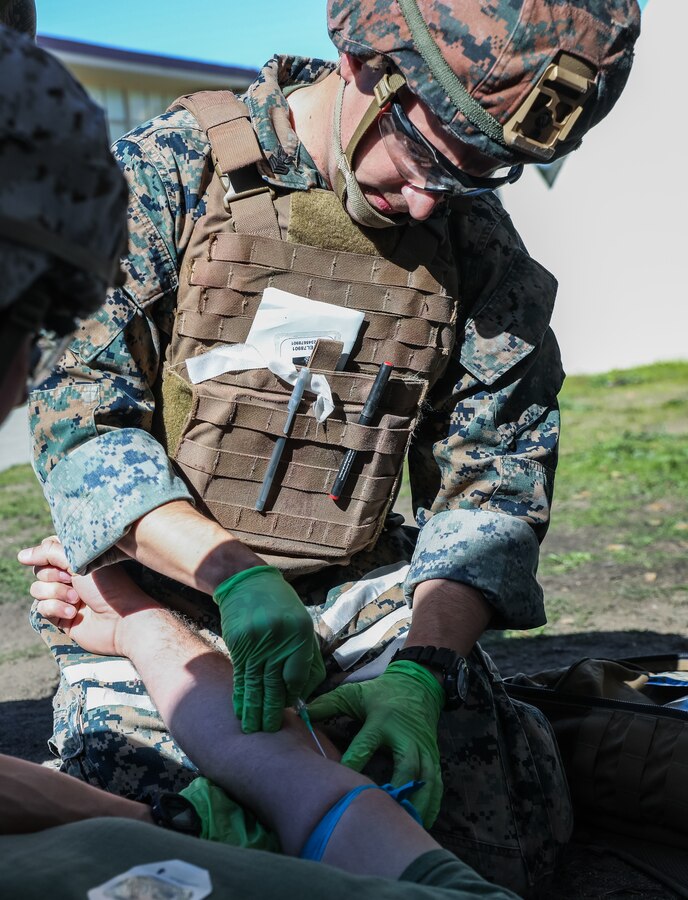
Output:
[379, 100, 522, 197]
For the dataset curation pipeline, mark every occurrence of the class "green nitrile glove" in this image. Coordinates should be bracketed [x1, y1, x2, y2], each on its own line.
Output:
[180, 776, 279, 851]
[307, 660, 444, 828]
[213, 565, 325, 734]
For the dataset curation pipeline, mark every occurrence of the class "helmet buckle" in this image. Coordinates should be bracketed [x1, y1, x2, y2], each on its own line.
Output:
[373, 72, 407, 109]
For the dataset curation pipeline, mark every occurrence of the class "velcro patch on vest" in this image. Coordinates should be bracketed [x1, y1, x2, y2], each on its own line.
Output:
[287, 188, 404, 257]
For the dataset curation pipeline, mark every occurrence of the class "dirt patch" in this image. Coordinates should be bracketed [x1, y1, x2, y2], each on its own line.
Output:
[0, 599, 59, 762]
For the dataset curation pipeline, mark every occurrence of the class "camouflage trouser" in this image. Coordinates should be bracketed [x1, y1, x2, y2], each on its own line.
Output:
[31, 526, 571, 896]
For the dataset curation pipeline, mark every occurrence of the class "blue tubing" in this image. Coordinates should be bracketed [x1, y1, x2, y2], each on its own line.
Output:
[299, 780, 424, 862]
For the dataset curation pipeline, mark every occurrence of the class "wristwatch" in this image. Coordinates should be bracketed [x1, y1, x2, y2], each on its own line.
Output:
[392, 645, 469, 710]
[149, 791, 202, 837]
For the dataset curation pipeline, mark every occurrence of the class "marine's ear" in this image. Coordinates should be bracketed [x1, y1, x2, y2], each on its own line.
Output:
[339, 51, 385, 96]
[339, 51, 363, 85]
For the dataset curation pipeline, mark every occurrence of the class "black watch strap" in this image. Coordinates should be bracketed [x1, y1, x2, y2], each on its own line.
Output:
[392, 645, 469, 710]
[150, 792, 202, 837]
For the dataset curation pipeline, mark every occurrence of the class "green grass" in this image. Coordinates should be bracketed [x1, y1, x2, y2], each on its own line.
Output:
[553, 361, 688, 537]
[0, 464, 53, 605]
[540, 551, 594, 576]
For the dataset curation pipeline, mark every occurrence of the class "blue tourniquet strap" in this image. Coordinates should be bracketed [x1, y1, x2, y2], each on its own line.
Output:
[299, 780, 424, 861]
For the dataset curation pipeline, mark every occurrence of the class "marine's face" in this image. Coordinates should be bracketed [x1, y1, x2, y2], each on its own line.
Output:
[338, 55, 503, 224]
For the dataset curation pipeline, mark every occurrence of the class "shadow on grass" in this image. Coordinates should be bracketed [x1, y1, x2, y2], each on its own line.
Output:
[1, 695, 54, 763]
[482, 629, 688, 676]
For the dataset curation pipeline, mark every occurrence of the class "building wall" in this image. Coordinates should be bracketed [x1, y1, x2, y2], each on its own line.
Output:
[64, 61, 256, 137]
[502, 0, 686, 375]
[88, 86, 176, 138]
[40, 40, 256, 139]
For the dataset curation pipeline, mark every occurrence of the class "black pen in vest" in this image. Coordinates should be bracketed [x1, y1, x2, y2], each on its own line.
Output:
[256, 366, 311, 513]
[330, 361, 394, 501]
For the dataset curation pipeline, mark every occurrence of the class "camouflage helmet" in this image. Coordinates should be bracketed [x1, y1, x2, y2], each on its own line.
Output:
[0, 24, 128, 332]
[328, 0, 641, 166]
[0, 0, 37, 39]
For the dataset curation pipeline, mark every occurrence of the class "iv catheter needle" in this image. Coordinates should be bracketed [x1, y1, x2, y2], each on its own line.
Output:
[295, 698, 327, 758]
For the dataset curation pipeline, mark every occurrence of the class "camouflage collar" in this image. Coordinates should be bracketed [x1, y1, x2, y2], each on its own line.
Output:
[244, 55, 336, 192]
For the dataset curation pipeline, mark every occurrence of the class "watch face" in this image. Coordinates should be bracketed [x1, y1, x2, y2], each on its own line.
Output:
[445, 658, 469, 709]
[456, 659, 469, 701]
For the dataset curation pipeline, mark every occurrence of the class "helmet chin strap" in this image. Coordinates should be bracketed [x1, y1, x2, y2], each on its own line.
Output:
[332, 77, 399, 230]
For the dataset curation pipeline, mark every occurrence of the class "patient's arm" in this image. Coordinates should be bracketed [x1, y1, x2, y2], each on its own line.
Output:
[0, 753, 153, 834]
[101, 574, 439, 877]
[24, 555, 438, 879]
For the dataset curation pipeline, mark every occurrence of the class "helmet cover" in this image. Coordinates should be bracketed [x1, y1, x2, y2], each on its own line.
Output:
[0, 24, 128, 321]
[328, 0, 641, 165]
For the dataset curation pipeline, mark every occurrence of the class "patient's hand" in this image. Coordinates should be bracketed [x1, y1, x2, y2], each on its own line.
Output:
[18, 536, 76, 626]
[19, 537, 159, 657]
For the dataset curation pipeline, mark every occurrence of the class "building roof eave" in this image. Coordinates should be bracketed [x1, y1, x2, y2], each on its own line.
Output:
[37, 34, 258, 86]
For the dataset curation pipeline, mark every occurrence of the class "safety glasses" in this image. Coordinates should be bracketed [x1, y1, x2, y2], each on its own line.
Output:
[379, 99, 523, 197]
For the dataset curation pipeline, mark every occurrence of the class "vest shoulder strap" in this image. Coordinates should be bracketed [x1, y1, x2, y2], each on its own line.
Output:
[170, 90, 263, 174]
[169, 90, 280, 239]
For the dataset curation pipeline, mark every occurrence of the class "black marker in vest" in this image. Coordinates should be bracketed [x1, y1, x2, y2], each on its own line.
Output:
[330, 361, 394, 501]
[256, 367, 311, 512]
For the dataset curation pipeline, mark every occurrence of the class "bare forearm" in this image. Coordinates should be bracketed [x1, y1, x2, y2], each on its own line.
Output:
[123, 613, 436, 870]
[0, 755, 152, 834]
[406, 579, 491, 656]
[117, 500, 263, 593]
[117, 606, 355, 852]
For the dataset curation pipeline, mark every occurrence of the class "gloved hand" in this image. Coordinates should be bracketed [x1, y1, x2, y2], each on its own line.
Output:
[213, 565, 325, 733]
[307, 660, 445, 827]
[180, 776, 279, 851]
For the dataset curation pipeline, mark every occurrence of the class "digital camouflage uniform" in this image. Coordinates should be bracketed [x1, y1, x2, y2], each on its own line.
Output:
[28, 55, 569, 892]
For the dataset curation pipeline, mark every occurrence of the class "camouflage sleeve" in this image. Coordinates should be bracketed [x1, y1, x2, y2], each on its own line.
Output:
[28, 110, 212, 574]
[404, 196, 564, 630]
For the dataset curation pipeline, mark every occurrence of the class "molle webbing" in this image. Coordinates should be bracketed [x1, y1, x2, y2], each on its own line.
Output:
[187, 257, 455, 321]
[177, 304, 440, 346]
[202, 232, 447, 292]
[165, 90, 459, 575]
[180, 233, 455, 376]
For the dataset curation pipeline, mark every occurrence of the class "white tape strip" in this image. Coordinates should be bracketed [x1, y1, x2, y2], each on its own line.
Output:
[321, 561, 410, 635]
[84, 687, 157, 714]
[185, 345, 334, 422]
[64, 659, 141, 686]
[186, 343, 264, 383]
[342, 633, 408, 684]
[333, 605, 411, 671]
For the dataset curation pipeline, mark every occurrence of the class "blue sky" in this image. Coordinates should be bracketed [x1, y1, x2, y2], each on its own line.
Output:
[36, 0, 336, 69]
[36, 0, 650, 70]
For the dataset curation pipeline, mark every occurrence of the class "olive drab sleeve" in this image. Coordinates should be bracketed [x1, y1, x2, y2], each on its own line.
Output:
[403, 194, 563, 629]
[27, 109, 212, 574]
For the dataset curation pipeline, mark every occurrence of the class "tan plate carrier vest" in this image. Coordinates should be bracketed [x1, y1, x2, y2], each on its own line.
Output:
[160, 90, 460, 577]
